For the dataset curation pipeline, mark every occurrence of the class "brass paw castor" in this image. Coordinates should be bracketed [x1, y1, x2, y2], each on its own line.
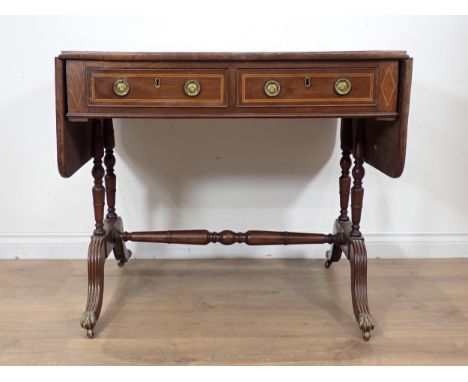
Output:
[358, 313, 374, 341]
[80, 310, 97, 338]
[362, 331, 371, 341]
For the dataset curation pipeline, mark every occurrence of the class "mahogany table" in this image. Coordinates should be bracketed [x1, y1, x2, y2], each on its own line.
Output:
[55, 51, 412, 340]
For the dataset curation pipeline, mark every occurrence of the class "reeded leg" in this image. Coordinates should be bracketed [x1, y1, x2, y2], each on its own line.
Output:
[349, 124, 374, 340]
[80, 235, 108, 338]
[349, 239, 374, 340]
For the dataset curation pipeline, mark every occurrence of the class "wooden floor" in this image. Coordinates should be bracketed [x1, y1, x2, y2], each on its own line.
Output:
[1, 258, 468, 365]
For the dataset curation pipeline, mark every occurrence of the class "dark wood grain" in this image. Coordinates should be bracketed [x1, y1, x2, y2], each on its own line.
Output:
[80, 218, 121, 338]
[350, 122, 365, 238]
[66, 60, 87, 113]
[103, 119, 117, 220]
[55, 57, 92, 177]
[57, 52, 412, 178]
[121, 230, 338, 246]
[362, 58, 413, 177]
[89, 68, 228, 107]
[91, 120, 105, 236]
[59, 50, 409, 61]
[349, 238, 373, 340]
[55, 50, 412, 341]
[338, 151, 352, 222]
[65, 59, 401, 119]
[238, 68, 377, 107]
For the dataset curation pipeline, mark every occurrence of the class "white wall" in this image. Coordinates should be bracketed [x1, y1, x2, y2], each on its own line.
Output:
[1, 15, 467, 259]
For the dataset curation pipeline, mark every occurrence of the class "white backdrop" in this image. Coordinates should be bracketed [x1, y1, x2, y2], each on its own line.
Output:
[0, 15, 467, 259]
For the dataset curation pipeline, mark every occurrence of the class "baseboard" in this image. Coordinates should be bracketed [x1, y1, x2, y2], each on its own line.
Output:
[1, 232, 467, 259]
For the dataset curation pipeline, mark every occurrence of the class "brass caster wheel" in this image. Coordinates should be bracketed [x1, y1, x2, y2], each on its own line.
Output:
[362, 331, 371, 341]
[87, 328, 94, 339]
[118, 260, 126, 267]
[325, 260, 332, 268]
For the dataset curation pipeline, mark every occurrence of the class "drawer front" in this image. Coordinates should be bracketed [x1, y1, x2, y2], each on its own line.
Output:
[238, 68, 378, 107]
[88, 69, 228, 107]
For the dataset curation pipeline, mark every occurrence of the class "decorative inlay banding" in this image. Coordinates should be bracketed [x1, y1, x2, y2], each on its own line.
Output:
[239, 70, 378, 106]
[381, 67, 396, 107]
[88, 69, 227, 107]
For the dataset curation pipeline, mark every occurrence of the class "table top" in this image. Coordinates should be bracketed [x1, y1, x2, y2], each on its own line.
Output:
[59, 50, 410, 61]
[56, 50, 413, 179]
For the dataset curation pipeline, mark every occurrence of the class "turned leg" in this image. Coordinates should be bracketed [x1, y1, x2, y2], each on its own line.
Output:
[338, 148, 352, 223]
[349, 125, 374, 340]
[103, 119, 132, 267]
[326, 120, 352, 268]
[325, 147, 352, 268]
[103, 119, 117, 221]
[350, 123, 365, 239]
[92, 120, 106, 236]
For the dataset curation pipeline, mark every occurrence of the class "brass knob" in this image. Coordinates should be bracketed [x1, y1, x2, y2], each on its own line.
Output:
[334, 78, 352, 96]
[264, 80, 281, 97]
[113, 79, 130, 97]
[184, 79, 201, 97]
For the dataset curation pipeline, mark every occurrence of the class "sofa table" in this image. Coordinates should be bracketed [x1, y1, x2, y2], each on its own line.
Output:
[55, 51, 412, 340]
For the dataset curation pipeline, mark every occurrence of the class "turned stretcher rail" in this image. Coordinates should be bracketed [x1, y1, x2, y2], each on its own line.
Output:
[120, 230, 341, 246]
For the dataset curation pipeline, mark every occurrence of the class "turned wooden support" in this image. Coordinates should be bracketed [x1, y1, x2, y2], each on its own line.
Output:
[351, 124, 365, 238]
[338, 119, 353, 222]
[103, 119, 117, 220]
[121, 230, 341, 246]
[91, 120, 105, 236]
[338, 150, 352, 222]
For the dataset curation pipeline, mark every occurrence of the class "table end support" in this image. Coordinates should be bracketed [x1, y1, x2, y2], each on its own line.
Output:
[82, 119, 134, 338]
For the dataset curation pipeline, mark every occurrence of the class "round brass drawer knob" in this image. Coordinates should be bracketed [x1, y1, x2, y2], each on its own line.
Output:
[184, 79, 201, 97]
[264, 80, 281, 97]
[334, 78, 352, 96]
[113, 79, 130, 97]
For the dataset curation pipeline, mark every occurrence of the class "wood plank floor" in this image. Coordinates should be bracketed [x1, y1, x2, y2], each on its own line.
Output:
[0, 258, 467, 365]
